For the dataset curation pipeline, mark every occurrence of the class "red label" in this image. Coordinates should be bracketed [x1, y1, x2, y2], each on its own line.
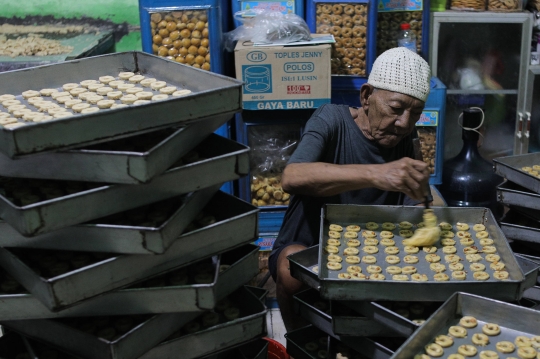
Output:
[287, 85, 310, 94]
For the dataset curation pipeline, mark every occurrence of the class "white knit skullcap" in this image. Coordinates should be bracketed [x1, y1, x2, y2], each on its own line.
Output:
[368, 47, 431, 102]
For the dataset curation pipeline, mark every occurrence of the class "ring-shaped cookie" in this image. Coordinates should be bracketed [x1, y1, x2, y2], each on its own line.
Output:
[452, 270, 467, 280]
[441, 238, 457, 246]
[515, 336, 531, 348]
[472, 333, 490, 346]
[402, 265, 417, 274]
[485, 254, 501, 263]
[386, 255, 400, 264]
[327, 261, 342, 271]
[434, 273, 449, 281]
[345, 255, 360, 264]
[345, 225, 360, 232]
[352, 14, 364, 26]
[495, 341, 515, 353]
[405, 245, 420, 254]
[439, 222, 453, 231]
[386, 265, 402, 274]
[365, 222, 379, 230]
[325, 245, 339, 254]
[435, 335, 454, 348]
[362, 245, 378, 254]
[393, 274, 409, 281]
[351, 272, 367, 280]
[354, 4, 366, 13]
[466, 254, 483, 262]
[331, 15, 343, 26]
[459, 316, 478, 328]
[344, 247, 359, 256]
[458, 345, 477, 357]
[344, 231, 358, 239]
[328, 231, 341, 239]
[380, 230, 394, 239]
[480, 238, 494, 246]
[473, 224, 486, 231]
[321, 4, 332, 13]
[385, 246, 399, 255]
[327, 239, 341, 246]
[441, 231, 455, 238]
[332, 4, 343, 14]
[341, 27, 352, 37]
[330, 26, 341, 36]
[367, 265, 382, 274]
[380, 238, 395, 246]
[473, 271, 490, 281]
[327, 254, 342, 263]
[443, 246, 457, 254]
[423, 246, 437, 253]
[353, 37, 366, 48]
[482, 245, 497, 254]
[369, 273, 385, 280]
[362, 255, 377, 264]
[516, 347, 536, 359]
[347, 239, 360, 247]
[347, 265, 362, 273]
[479, 350, 498, 359]
[449, 325, 468, 338]
[411, 273, 428, 281]
[403, 255, 418, 264]
[493, 271, 509, 280]
[381, 222, 396, 230]
[460, 238, 475, 246]
[338, 273, 352, 279]
[490, 262, 505, 270]
[425, 343, 444, 357]
[430, 263, 446, 272]
[476, 231, 489, 239]
[456, 222, 470, 231]
[342, 15, 353, 28]
[344, 4, 355, 15]
[470, 263, 485, 272]
[364, 238, 378, 246]
[329, 224, 343, 232]
[399, 230, 414, 238]
[425, 254, 441, 263]
[463, 246, 478, 254]
[362, 230, 377, 238]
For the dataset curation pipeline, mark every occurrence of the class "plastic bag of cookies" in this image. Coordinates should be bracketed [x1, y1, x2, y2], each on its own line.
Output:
[450, 0, 486, 10]
[487, 0, 522, 11]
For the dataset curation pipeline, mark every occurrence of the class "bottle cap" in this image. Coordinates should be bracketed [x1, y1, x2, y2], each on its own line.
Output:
[400, 23, 411, 30]
[462, 108, 482, 128]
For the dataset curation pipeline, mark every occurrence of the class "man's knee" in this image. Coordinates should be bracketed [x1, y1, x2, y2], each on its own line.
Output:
[276, 244, 307, 295]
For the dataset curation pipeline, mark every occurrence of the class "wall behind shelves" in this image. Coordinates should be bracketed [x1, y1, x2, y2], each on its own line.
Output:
[2, 0, 142, 52]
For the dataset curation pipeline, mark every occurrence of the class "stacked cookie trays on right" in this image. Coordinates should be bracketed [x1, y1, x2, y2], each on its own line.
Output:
[493, 153, 540, 264]
[285, 203, 539, 359]
[0, 52, 267, 359]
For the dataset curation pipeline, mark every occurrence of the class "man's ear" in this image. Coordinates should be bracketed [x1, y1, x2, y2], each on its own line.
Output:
[360, 84, 374, 109]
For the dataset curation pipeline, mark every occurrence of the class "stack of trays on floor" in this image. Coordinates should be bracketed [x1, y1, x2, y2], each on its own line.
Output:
[286, 204, 540, 359]
[0, 52, 268, 359]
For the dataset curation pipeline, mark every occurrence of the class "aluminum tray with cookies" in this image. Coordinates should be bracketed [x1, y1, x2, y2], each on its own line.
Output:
[0, 134, 249, 236]
[493, 153, 540, 195]
[391, 292, 540, 359]
[288, 205, 530, 302]
[0, 113, 231, 184]
[0, 51, 242, 158]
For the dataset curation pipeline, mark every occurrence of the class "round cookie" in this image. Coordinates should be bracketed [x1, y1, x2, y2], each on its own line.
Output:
[495, 341, 515, 354]
[385, 255, 400, 264]
[459, 316, 478, 328]
[365, 222, 379, 230]
[411, 273, 428, 281]
[364, 238, 378, 245]
[425, 343, 444, 357]
[472, 333, 490, 346]
[435, 335, 454, 348]
[362, 255, 377, 264]
[482, 323, 501, 336]
[473, 271, 490, 281]
[327, 262, 342, 271]
[369, 273, 385, 280]
[386, 266, 402, 274]
[402, 266, 417, 274]
[329, 224, 343, 232]
[451, 270, 467, 280]
[362, 245, 378, 254]
[393, 274, 409, 281]
[344, 247, 359, 256]
[347, 239, 360, 247]
[457, 345, 477, 357]
[403, 255, 419, 264]
[345, 256, 360, 264]
[434, 273, 449, 281]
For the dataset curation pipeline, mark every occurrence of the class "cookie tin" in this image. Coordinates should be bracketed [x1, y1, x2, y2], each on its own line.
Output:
[288, 205, 529, 302]
[0, 134, 249, 237]
[390, 292, 540, 359]
[0, 51, 242, 158]
[138, 286, 267, 359]
[0, 198, 258, 311]
[0, 244, 258, 320]
[1, 312, 198, 359]
[0, 113, 230, 184]
[285, 325, 329, 359]
[294, 288, 397, 337]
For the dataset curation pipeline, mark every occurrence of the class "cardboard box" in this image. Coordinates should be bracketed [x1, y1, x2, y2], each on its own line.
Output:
[234, 38, 331, 110]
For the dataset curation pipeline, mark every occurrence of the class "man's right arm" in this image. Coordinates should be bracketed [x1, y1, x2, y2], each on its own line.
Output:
[282, 158, 429, 201]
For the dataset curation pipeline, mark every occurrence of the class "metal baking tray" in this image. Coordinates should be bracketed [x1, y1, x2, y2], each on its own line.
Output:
[500, 208, 540, 245]
[496, 180, 540, 210]
[0, 199, 258, 311]
[0, 51, 242, 158]
[285, 325, 329, 359]
[0, 134, 249, 236]
[0, 113, 230, 184]
[196, 339, 268, 359]
[0, 332, 29, 359]
[289, 205, 528, 302]
[0, 186, 219, 254]
[294, 288, 397, 337]
[0, 244, 259, 320]
[391, 292, 540, 359]
[13, 334, 82, 359]
[1, 312, 199, 359]
[138, 286, 267, 359]
[493, 153, 540, 194]
[340, 254, 538, 338]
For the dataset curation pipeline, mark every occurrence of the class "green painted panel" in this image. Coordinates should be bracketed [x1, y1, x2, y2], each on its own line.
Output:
[115, 31, 143, 52]
[2, 0, 140, 25]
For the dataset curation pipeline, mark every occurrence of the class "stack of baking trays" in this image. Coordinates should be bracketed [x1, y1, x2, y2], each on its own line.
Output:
[0, 52, 269, 359]
[286, 204, 540, 359]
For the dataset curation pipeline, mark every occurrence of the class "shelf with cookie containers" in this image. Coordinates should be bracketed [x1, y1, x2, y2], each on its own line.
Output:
[283, 203, 540, 358]
[0, 53, 268, 358]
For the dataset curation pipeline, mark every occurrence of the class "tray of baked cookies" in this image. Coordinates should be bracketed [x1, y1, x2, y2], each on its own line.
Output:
[0, 51, 242, 158]
[0, 134, 249, 237]
[0, 113, 230, 184]
[391, 292, 540, 359]
[289, 205, 529, 302]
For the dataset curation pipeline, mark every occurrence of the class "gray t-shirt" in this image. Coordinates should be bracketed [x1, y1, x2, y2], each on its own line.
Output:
[272, 103, 420, 254]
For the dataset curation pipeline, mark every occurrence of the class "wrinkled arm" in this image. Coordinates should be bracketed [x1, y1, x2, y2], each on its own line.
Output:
[282, 157, 430, 201]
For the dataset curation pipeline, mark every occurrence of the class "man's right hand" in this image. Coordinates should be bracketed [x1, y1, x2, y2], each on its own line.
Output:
[369, 157, 430, 201]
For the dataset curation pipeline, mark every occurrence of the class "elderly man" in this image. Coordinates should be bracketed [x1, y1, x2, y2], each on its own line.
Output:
[268, 47, 432, 331]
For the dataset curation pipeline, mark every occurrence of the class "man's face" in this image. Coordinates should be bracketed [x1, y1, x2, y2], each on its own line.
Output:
[364, 88, 425, 148]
